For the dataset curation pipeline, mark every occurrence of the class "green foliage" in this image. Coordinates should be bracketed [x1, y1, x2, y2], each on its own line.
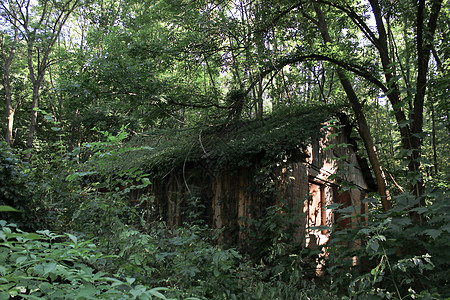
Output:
[239, 199, 335, 299]
[326, 186, 450, 299]
[47, 127, 152, 235]
[79, 216, 334, 300]
[103, 104, 339, 178]
[0, 220, 170, 299]
[16, 125, 335, 299]
[6, 121, 448, 299]
[108, 224, 244, 299]
[0, 0, 448, 298]
[0, 143, 34, 227]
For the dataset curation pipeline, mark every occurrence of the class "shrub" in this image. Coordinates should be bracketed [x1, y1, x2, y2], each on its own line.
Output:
[326, 187, 450, 299]
[0, 217, 170, 299]
[0, 143, 34, 229]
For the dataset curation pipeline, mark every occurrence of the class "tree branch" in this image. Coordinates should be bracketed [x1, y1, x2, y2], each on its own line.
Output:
[244, 52, 388, 96]
[316, 0, 380, 48]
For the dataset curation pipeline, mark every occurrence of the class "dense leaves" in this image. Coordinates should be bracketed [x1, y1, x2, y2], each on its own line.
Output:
[0, 218, 170, 299]
[0, 143, 33, 228]
[0, 0, 448, 298]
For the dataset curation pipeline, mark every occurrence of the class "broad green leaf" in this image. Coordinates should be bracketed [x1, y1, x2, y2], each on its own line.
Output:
[43, 262, 57, 275]
[130, 285, 146, 298]
[66, 233, 77, 245]
[15, 256, 27, 264]
[36, 230, 51, 237]
[148, 287, 168, 299]
[126, 277, 136, 285]
[358, 228, 371, 235]
[141, 178, 151, 186]
[0, 206, 21, 213]
[369, 240, 379, 252]
[103, 277, 126, 287]
[77, 283, 97, 298]
[0, 266, 7, 276]
[24, 233, 43, 240]
[398, 118, 413, 128]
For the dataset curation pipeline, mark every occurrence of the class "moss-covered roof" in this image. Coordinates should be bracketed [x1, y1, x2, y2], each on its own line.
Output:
[115, 104, 339, 177]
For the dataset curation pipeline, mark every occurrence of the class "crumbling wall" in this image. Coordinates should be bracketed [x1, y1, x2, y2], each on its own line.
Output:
[277, 125, 370, 248]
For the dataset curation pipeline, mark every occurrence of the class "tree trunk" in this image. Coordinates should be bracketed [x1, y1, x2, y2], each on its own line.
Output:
[6, 106, 15, 147]
[26, 84, 42, 149]
[4, 70, 15, 146]
[368, 0, 443, 204]
[314, 3, 392, 211]
[25, 39, 46, 150]
[431, 104, 438, 175]
[1, 32, 17, 147]
[337, 70, 392, 211]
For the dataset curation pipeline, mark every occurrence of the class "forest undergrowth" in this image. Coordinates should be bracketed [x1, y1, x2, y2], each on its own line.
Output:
[0, 135, 449, 299]
[1, 0, 448, 298]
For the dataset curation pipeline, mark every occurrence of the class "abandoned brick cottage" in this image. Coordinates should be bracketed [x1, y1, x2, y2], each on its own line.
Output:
[115, 105, 375, 248]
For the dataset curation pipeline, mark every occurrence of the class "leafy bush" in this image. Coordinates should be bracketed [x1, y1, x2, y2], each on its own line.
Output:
[0, 218, 170, 299]
[0, 143, 34, 228]
[94, 220, 336, 300]
[243, 201, 313, 279]
[111, 224, 245, 299]
[239, 200, 335, 300]
[19, 124, 449, 299]
[326, 187, 450, 299]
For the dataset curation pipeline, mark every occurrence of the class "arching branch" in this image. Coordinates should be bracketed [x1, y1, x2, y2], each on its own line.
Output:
[244, 52, 388, 97]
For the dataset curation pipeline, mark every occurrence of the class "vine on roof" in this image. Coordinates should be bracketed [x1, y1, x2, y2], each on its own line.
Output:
[112, 104, 341, 178]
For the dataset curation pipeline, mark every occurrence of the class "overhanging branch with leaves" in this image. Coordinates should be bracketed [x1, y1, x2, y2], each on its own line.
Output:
[244, 51, 389, 97]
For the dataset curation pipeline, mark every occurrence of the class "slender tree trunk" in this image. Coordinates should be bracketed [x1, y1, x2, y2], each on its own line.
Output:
[337, 70, 392, 211]
[255, 44, 264, 118]
[254, 2, 266, 119]
[256, 76, 263, 118]
[26, 39, 47, 150]
[1, 31, 17, 146]
[368, 0, 413, 152]
[314, 3, 392, 211]
[6, 104, 15, 146]
[4, 68, 15, 146]
[26, 84, 42, 149]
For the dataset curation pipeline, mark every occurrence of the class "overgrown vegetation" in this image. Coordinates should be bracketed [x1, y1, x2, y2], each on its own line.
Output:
[1, 0, 449, 298]
[1, 115, 449, 299]
[326, 190, 450, 298]
[0, 218, 171, 299]
[89, 104, 339, 179]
